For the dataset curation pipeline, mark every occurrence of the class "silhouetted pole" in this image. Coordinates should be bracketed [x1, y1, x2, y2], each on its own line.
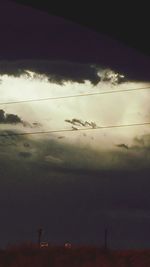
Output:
[104, 228, 108, 250]
[38, 228, 43, 247]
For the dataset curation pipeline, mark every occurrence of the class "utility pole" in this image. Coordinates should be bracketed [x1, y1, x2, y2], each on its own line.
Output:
[104, 228, 108, 250]
[37, 227, 43, 247]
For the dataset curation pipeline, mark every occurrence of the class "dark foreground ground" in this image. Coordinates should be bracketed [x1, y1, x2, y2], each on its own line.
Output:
[0, 244, 150, 267]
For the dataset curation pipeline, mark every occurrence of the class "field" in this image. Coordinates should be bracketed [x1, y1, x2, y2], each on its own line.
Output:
[0, 244, 150, 266]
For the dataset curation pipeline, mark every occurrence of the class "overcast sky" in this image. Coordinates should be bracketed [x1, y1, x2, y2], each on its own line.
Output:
[0, 0, 150, 249]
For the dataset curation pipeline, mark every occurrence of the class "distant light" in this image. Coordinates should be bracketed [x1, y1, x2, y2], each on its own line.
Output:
[64, 242, 72, 249]
[40, 242, 49, 248]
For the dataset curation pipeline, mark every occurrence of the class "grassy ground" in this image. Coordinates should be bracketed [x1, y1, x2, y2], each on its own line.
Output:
[0, 244, 150, 266]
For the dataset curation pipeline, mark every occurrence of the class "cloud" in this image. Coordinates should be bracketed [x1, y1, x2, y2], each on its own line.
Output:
[98, 69, 126, 85]
[72, 126, 78, 131]
[65, 118, 85, 127]
[112, 133, 150, 170]
[57, 136, 65, 139]
[108, 209, 150, 220]
[133, 134, 150, 148]
[32, 122, 42, 127]
[0, 126, 150, 174]
[23, 142, 30, 148]
[65, 118, 98, 128]
[0, 60, 101, 85]
[0, 130, 18, 147]
[116, 144, 129, 149]
[19, 152, 32, 158]
[0, 110, 40, 129]
[0, 109, 22, 124]
[45, 155, 64, 165]
[2, 60, 144, 87]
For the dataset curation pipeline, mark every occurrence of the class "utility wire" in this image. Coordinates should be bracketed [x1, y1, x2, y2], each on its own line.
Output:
[0, 86, 150, 105]
[0, 122, 150, 137]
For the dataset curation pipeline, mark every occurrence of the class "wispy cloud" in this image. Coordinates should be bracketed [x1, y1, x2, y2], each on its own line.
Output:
[65, 118, 98, 128]
[116, 143, 129, 149]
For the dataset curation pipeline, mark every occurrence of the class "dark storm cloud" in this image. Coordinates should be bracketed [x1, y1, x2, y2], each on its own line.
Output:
[0, 0, 150, 86]
[0, 130, 18, 146]
[1, 128, 150, 249]
[2, 130, 150, 172]
[0, 0, 150, 249]
[0, 130, 125, 170]
[0, 60, 100, 85]
[0, 130, 21, 139]
[0, 130, 150, 212]
[0, 110, 41, 128]
[1, 125, 150, 172]
[0, 109, 22, 124]
[0, 130, 29, 148]
[108, 209, 150, 220]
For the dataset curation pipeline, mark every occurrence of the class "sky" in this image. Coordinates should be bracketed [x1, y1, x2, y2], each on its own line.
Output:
[0, 0, 150, 249]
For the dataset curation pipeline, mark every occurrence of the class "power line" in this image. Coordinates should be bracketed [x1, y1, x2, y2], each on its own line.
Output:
[0, 86, 150, 105]
[0, 121, 150, 137]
